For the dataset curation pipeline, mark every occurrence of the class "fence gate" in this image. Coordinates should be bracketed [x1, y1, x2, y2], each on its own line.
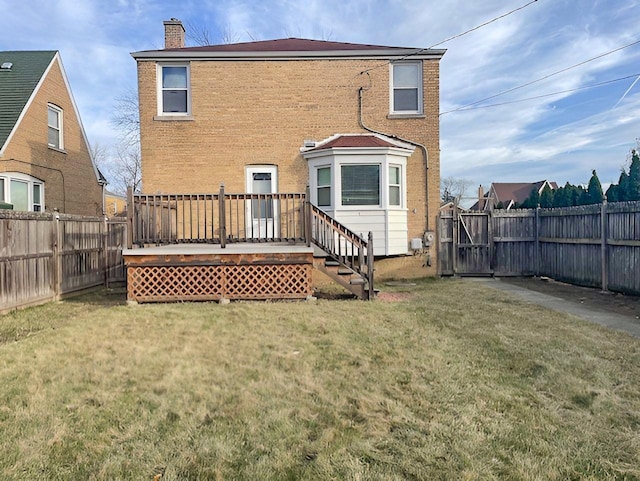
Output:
[439, 209, 492, 276]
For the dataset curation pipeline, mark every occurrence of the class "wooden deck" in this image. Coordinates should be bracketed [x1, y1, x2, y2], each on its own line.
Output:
[125, 189, 375, 301]
[124, 244, 314, 303]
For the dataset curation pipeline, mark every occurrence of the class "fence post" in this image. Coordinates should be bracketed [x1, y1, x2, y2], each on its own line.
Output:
[367, 231, 374, 300]
[53, 212, 62, 300]
[126, 187, 133, 249]
[535, 207, 540, 277]
[219, 184, 226, 248]
[452, 206, 458, 274]
[601, 200, 608, 292]
[103, 215, 109, 288]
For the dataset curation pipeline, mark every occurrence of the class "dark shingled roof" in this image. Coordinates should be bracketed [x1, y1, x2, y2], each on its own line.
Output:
[132, 37, 446, 60]
[162, 38, 415, 53]
[0, 51, 56, 151]
[310, 135, 401, 151]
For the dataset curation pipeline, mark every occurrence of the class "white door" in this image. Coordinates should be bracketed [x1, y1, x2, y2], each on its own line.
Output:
[246, 166, 278, 239]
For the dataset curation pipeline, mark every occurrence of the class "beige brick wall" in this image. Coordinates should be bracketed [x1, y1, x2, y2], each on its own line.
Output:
[138, 57, 441, 276]
[1, 58, 103, 216]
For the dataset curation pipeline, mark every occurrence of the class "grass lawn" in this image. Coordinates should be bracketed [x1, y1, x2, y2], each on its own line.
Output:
[0, 278, 639, 480]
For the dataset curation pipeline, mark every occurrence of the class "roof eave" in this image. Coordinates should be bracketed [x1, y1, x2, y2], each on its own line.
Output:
[131, 48, 446, 61]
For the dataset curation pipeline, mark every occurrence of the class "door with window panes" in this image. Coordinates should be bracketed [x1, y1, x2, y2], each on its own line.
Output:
[245, 166, 278, 239]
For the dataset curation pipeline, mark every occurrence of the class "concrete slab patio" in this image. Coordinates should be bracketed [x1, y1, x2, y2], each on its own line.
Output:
[467, 277, 640, 338]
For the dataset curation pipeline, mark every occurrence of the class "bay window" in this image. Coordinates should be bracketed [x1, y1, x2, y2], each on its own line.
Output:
[341, 165, 380, 206]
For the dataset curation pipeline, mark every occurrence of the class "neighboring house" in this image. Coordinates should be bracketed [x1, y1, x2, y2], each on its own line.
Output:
[473, 180, 558, 210]
[104, 190, 127, 217]
[0, 51, 104, 215]
[131, 20, 444, 269]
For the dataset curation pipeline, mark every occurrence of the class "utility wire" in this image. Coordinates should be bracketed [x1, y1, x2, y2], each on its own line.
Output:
[442, 72, 640, 112]
[359, 0, 539, 75]
[441, 37, 640, 115]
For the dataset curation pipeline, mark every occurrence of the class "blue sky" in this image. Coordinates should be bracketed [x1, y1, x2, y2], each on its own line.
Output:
[1, 0, 639, 193]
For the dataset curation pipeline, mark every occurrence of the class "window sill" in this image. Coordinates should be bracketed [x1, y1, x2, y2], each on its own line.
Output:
[387, 113, 426, 120]
[154, 115, 195, 122]
[48, 146, 67, 154]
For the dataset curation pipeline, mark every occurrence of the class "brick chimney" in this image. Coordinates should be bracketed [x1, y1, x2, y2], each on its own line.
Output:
[164, 18, 185, 49]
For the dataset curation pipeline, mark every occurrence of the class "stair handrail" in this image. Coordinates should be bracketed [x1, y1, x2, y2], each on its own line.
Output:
[308, 203, 374, 296]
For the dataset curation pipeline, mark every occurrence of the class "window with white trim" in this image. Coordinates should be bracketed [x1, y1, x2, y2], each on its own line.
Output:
[0, 173, 44, 211]
[317, 166, 331, 207]
[341, 165, 380, 206]
[158, 64, 190, 115]
[389, 165, 401, 206]
[47, 104, 63, 149]
[391, 62, 423, 114]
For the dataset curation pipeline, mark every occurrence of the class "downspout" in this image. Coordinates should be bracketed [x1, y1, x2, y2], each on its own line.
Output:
[1, 158, 66, 212]
[357, 82, 431, 232]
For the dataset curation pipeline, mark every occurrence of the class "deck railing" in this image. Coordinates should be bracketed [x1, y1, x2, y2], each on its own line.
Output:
[128, 186, 306, 247]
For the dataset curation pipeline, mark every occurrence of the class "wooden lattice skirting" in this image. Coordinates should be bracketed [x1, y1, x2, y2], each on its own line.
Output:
[127, 263, 312, 302]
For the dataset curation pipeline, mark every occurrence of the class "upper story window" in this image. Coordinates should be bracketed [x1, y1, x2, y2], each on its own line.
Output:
[0, 172, 44, 212]
[47, 104, 63, 149]
[158, 64, 190, 115]
[390, 61, 423, 114]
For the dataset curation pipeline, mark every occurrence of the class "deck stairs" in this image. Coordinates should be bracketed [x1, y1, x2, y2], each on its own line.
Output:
[307, 204, 375, 300]
[312, 251, 369, 299]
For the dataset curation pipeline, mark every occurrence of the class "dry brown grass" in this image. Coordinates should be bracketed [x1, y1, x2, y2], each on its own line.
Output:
[0, 279, 638, 480]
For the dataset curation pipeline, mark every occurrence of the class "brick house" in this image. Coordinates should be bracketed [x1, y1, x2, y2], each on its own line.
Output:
[0, 51, 104, 215]
[131, 20, 444, 276]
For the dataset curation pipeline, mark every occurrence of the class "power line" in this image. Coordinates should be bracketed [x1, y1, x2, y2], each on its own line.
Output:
[359, 0, 539, 75]
[442, 37, 640, 115]
[441, 72, 640, 113]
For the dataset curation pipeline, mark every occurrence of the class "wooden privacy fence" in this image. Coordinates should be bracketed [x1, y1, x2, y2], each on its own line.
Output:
[0, 212, 127, 313]
[439, 201, 640, 295]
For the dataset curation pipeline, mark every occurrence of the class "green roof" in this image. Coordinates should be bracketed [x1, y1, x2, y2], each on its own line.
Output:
[0, 51, 56, 151]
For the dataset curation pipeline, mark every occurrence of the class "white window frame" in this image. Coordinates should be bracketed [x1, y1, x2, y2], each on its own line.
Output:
[47, 103, 64, 150]
[388, 164, 402, 207]
[389, 61, 423, 115]
[0, 172, 45, 212]
[157, 63, 191, 116]
[340, 164, 381, 207]
[316, 165, 332, 207]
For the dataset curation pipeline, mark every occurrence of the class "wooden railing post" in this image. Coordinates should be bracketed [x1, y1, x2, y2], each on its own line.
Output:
[304, 187, 312, 247]
[126, 186, 134, 249]
[367, 231, 374, 300]
[219, 184, 226, 248]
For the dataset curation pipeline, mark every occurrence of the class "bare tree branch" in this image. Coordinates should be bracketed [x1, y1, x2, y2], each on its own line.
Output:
[441, 176, 474, 203]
